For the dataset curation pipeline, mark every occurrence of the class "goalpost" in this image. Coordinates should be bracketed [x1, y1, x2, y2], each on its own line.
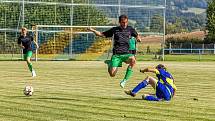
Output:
[32, 1, 166, 61]
[0, 0, 166, 61]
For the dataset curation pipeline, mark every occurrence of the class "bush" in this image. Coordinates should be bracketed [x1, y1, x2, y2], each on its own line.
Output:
[165, 37, 203, 48]
[204, 33, 215, 44]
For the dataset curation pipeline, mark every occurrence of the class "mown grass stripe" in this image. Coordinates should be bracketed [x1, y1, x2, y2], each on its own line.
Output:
[0, 61, 215, 121]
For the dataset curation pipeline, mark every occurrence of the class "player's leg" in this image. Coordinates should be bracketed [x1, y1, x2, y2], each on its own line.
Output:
[120, 55, 136, 88]
[107, 55, 121, 77]
[25, 51, 36, 77]
[142, 94, 162, 101]
[125, 76, 158, 96]
[142, 81, 172, 101]
[155, 82, 172, 101]
[24, 51, 32, 72]
[108, 66, 118, 77]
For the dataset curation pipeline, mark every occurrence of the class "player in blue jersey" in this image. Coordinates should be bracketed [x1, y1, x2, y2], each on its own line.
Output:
[18, 27, 39, 77]
[88, 15, 141, 88]
[125, 64, 177, 101]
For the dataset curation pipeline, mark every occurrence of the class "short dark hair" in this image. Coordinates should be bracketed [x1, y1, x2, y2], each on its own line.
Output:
[156, 64, 166, 70]
[119, 15, 128, 22]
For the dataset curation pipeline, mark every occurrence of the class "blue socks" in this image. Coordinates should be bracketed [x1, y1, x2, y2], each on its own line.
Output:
[144, 95, 160, 101]
[131, 80, 148, 94]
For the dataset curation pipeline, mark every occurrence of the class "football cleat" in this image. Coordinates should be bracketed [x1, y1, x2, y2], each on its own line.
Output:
[124, 90, 136, 97]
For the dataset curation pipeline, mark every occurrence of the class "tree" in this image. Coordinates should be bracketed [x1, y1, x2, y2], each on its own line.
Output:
[166, 17, 186, 34]
[0, 0, 109, 29]
[150, 15, 164, 33]
[205, 0, 215, 43]
[0, 0, 109, 53]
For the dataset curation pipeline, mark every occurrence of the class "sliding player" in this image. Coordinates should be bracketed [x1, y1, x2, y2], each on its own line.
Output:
[88, 15, 141, 88]
[125, 64, 177, 101]
[18, 27, 39, 77]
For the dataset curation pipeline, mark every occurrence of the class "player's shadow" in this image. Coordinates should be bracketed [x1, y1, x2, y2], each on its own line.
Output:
[36, 97, 79, 101]
[34, 93, 144, 101]
[113, 97, 143, 100]
[32, 97, 144, 104]
[5, 94, 143, 101]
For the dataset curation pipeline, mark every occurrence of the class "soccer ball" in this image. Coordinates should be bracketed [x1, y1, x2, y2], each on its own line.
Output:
[23, 86, 34, 96]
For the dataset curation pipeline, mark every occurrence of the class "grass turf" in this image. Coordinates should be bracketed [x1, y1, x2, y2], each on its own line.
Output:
[0, 61, 214, 121]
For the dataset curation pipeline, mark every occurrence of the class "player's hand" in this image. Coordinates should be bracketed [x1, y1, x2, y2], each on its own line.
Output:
[137, 39, 141, 42]
[87, 27, 93, 32]
[136, 35, 142, 42]
[140, 69, 144, 73]
[21, 46, 25, 49]
[172, 90, 176, 97]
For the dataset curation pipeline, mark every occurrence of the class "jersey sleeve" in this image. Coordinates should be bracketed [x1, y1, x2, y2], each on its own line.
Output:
[102, 28, 114, 38]
[131, 28, 138, 38]
[155, 69, 160, 75]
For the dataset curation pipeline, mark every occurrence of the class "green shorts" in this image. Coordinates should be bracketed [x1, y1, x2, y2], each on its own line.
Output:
[24, 51, 33, 60]
[110, 54, 134, 67]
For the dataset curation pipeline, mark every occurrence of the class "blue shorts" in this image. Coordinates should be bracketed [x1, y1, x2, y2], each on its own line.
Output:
[156, 81, 174, 101]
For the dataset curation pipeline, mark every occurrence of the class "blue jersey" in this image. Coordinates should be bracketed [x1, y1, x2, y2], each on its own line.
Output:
[153, 68, 177, 100]
[155, 68, 177, 91]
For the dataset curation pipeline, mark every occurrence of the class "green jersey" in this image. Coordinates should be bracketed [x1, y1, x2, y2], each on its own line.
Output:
[129, 37, 137, 54]
[129, 37, 136, 50]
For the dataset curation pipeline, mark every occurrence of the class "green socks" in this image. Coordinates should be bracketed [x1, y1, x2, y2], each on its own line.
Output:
[120, 66, 133, 88]
[123, 66, 133, 82]
[27, 63, 33, 72]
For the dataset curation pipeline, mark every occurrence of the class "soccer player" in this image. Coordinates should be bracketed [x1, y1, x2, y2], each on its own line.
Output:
[125, 64, 177, 101]
[88, 15, 141, 88]
[18, 27, 39, 77]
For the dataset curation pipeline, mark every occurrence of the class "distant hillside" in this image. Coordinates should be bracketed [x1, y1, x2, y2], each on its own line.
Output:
[168, 0, 207, 9]
[165, 0, 208, 32]
[122, 0, 208, 32]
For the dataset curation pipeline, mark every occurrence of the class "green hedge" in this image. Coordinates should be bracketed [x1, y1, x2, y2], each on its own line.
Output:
[165, 37, 204, 48]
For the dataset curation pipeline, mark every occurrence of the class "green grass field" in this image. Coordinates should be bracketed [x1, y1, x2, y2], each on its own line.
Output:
[136, 54, 215, 61]
[0, 61, 215, 121]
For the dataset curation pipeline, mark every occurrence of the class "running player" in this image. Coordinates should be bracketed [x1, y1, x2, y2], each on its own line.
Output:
[18, 27, 39, 77]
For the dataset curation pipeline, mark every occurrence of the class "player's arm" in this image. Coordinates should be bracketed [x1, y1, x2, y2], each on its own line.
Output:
[18, 44, 25, 49]
[18, 38, 25, 49]
[172, 78, 176, 97]
[172, 89, 176, 97]
[140, 67, 156, 73]
[136, 35, 141, 42]
[131, 28, 141, 42]
[88, 27, 105, 37]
